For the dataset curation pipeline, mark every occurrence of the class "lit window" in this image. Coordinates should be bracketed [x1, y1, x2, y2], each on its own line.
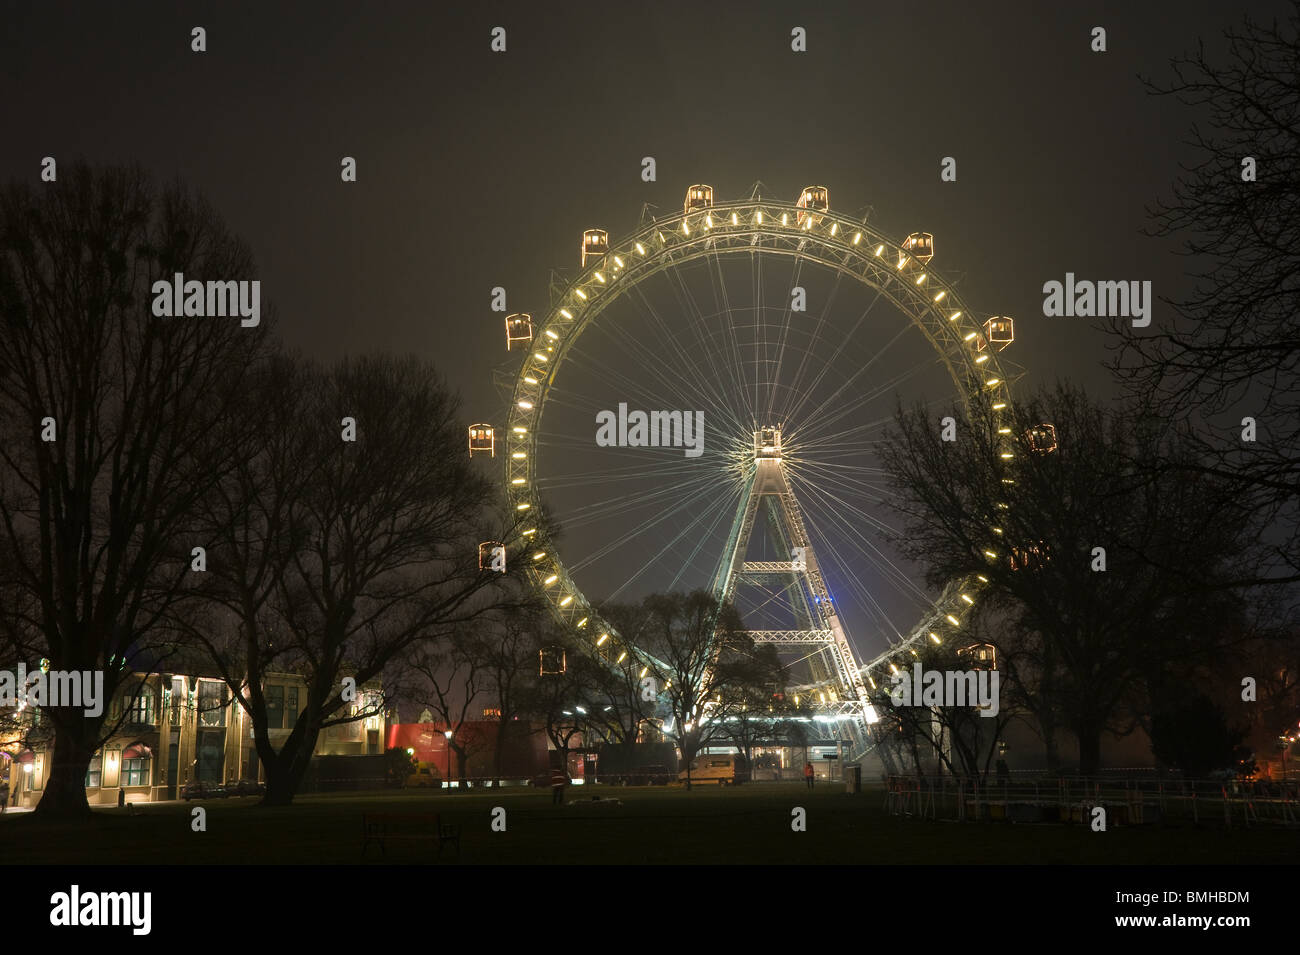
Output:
[85, 752, 102, 788]
[122, 757, 150, 787]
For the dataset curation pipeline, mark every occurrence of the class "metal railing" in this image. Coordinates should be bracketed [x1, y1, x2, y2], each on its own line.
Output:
[881, 773, 1300, 827]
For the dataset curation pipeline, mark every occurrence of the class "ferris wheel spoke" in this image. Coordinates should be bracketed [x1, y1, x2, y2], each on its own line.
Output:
[567, 471, 743, 574]
[602, 480, 747, 600]
[786, 327, 939, 450]
[700, 246, 760, 427]
[564, 317, 746, 438]
[774, 261, 849, 427]
[634, 272, 754, 432]
[780, 281, 891, 427]
[790, 473, 933, 607]
[551, 466, 738, 530]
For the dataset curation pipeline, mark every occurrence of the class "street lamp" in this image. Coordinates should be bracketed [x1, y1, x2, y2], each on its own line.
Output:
[444, 730, 453, 790]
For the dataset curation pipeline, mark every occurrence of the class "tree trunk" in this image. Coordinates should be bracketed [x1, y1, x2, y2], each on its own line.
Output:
[33, 719, 96, 820]
[1077, 724, 1102, 778]
[260, 725, 320, 806]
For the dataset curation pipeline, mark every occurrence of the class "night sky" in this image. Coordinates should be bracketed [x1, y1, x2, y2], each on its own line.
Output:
[3, 0, 1286, 657]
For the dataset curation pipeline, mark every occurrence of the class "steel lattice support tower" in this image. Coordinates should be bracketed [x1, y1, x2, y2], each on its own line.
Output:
[711, 429, 878, 755]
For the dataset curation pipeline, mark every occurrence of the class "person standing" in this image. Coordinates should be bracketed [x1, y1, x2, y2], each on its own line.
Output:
[804, 761, 815, 790]
[551, 765, 569, 805]
[0, 779, 8, 813]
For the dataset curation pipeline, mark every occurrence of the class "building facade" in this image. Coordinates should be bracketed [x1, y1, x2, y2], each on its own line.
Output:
[4, 669, 387, 808]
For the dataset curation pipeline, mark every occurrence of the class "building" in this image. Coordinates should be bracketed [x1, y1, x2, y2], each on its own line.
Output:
[3, 664, 388, 808]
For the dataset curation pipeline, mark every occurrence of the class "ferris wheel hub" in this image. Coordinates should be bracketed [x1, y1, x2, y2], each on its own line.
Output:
[753, 426, 783, 461]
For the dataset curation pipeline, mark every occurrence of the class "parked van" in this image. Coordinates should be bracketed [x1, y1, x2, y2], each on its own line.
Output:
[678, 754, 750, 786]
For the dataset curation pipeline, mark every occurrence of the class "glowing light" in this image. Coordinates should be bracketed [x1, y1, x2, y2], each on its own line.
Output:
[532, 551, 545, 561]
[574, 289, 587, 300]
[830, 223, 838, 235]
[513, 426, 526, 433]
[597, 633, 609, 646]
[933, 291, 946, 302]
[874, 244, 884, 257]
[576, 617, 588, 627]
[949, 311, 962, 321]
[559, 308, 573, 319]
[897, 256, 907, 270]
[640, 667, 649, 678]
[998, 427, 1011, 434]
[964, 332, 978, 341]
[613, 255, 624, 267]
[731, 212, 738, 225]
[617, 651, 627, 663]
[705, 214, 713, 228]
[522, 528, 536, 536]
[946, 614, 960, 626]
[961, 594, 974, 605]
[929, 632, 941, 643]
[915, 273, 926, 284]
[986, 378, 1000, 387]
[593, 272, 605, 283]
[682, 220, 690, 235]
[518, 400, 533, 410]
[853, 232, 862, 245]
[1001, 452, 1014, 459]
[559, 595, 573, 607]
[516, 503, 530, 510]
[976, 354, 990, 363]
[544, 574, 558, 585]
[993, 403, 1007, 410]
[511, 452, 526, 459]
[756, 211, 763, 224]
[510, 478, 524, 485]
[533, 352, 548, 362]
[523, 377, 537, 385]
[781, 213, 788, 225]
[635, 242, 645, 255]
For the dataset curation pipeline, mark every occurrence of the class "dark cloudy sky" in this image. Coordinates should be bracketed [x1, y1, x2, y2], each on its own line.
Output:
[5, 0, 1283, 401]
[2, 0, 1286, 655]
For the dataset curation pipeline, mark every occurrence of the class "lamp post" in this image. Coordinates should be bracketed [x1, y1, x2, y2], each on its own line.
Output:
[444, 730, 453, 790]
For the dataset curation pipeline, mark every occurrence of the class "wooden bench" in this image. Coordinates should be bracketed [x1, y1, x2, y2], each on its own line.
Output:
[361, 812, 461, 860]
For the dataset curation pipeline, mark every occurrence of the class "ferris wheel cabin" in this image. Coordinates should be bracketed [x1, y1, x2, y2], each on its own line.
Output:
[958, 642, 997, 670]
[467, 424, 495, 458]
[1026, 423, 1058, 453]
[980, 316, 1014, 351]
[539, 646, 567, 676]
[581, 229, 609, 267]
[684, 184, 714, 214]
[796, 185, 829, 225]
[478, 540, 505, 571]
[902, 232, 934, 265]
[505, 313, 533, 350]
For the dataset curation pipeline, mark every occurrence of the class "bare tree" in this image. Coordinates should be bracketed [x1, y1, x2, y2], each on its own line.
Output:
[631, 591, 759, 790]
[1114, 6, 1300, 585]
[529, 631, 603, 778]
[880, 384, 1248, 774]
[476, 606, 544, 784]
[0, 162, 270, 818]
[192, 354, 512, 804]
[410, 629, 488, 786]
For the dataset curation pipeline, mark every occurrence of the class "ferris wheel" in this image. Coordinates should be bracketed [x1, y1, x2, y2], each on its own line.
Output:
[474, 183, 1037, 759]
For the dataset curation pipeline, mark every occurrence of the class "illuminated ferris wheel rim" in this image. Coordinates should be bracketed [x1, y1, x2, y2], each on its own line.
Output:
[501, 187, 1025, 684]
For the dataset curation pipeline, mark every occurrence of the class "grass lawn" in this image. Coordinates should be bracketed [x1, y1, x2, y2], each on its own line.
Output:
[4, 782, 1296, 865]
